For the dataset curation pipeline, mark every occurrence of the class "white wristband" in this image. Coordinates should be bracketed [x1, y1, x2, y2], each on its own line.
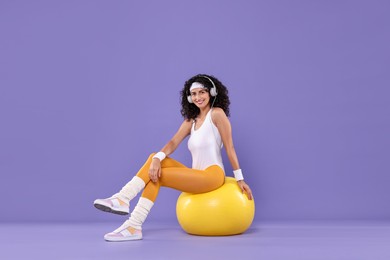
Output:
[233, 169, 244, 181]
[153, 152, 166, 162]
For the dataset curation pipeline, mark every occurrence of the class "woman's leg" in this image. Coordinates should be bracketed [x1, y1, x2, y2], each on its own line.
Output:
[141, 164, 225, 202]
[103, 154, 224, 241]
[95, 153, 188, 215]
[123, 155, 191, 231]
[126, 163, 225, 231]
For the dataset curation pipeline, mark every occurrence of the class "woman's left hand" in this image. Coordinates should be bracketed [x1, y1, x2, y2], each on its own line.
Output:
[237, 180, 253, 200]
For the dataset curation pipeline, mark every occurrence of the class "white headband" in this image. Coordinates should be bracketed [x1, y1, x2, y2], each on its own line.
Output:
[189, 82, 205, 92]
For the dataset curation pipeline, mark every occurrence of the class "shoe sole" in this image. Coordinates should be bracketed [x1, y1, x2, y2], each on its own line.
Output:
[104, 235, 143, 242]
[94, 203, 129, 215]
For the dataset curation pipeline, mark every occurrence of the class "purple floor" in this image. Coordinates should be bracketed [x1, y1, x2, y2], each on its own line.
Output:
[1, 221, 390, 260]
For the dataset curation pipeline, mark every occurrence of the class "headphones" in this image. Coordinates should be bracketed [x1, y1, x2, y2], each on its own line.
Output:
[187, 75, 218, 103]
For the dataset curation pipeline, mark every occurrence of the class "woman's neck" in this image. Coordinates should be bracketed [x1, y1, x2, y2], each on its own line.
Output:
[197, 106, 211, 119]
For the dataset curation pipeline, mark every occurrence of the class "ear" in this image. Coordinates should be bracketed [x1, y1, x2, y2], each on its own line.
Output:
[210, 87, 217, 97]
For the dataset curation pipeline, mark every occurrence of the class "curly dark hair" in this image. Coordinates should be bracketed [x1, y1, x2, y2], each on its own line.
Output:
[180, 74, 230, 120]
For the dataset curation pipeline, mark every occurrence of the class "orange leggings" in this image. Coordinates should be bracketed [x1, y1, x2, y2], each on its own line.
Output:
[136, 154, 225, 202]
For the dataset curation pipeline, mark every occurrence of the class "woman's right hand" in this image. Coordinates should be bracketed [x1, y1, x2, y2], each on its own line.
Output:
[237, 180, 253, 200]
[149, 158, 161, 183]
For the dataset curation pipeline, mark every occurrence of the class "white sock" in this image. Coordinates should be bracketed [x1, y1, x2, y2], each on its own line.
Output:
[127, 197, 154, 230]
[114, 176, 145, 204]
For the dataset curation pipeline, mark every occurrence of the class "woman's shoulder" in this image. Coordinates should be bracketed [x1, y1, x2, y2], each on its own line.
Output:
[181, 118, 193, 127]
[211, 107, 227, 118]
[181, 119, 193, 129]
[211, 107, 229, 124]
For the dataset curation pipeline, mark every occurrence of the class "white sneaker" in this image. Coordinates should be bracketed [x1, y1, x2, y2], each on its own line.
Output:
[104, 220, 143, 241]
[93, 197, 129, 215]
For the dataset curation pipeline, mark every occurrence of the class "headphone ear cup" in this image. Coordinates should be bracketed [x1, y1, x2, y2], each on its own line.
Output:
[187, 95, 193, 103]
[210, 87, 217, 97]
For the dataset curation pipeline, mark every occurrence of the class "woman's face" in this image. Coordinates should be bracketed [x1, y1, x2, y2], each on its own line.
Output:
[190, 87, 211, 109]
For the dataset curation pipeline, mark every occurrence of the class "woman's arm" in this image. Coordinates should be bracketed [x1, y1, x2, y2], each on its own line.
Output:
[149, 119, 192, 182]
[211, 108, 239, 170]
[212, 108, 253, 200]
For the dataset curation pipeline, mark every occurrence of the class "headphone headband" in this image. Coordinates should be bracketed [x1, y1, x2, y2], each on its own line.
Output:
[199, 75, 216, 89]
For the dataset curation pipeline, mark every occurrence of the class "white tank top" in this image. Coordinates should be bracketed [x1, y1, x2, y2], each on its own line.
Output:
[188, 109, 224, 172]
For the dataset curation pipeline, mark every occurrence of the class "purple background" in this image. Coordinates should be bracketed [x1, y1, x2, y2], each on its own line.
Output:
[0, 0, 389, 223]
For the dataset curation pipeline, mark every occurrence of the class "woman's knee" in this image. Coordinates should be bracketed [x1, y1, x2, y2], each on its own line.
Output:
[205, 165, 225, 189]
[205, 165, 224, 176]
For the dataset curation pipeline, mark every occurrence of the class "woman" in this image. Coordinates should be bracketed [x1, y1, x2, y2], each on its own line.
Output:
[94, 74, 253, 241]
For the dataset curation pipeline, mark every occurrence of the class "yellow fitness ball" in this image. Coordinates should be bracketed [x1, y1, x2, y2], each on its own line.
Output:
[176, 177, 255, 236]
